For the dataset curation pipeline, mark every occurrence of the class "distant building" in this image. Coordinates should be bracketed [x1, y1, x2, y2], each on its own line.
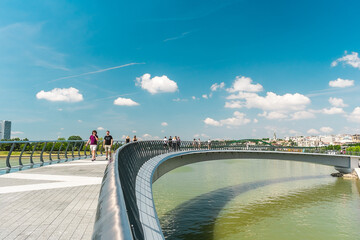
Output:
[0, 120, 11, 140]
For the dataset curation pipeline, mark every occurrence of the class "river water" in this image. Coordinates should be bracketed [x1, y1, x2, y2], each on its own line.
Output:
[152, 159, 360, 240]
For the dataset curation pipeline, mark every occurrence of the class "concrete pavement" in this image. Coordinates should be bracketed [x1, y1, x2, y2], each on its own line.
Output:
[0, 156, 109, 240]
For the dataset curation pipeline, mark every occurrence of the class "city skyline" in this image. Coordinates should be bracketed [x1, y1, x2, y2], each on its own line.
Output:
[1, 1, 360, 140]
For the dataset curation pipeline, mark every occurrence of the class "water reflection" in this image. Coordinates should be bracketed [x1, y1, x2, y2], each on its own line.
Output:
[160, 176, 356, 240]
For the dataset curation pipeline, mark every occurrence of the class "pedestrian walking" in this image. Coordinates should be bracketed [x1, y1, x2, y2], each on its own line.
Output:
[173, 136, 177, 151]
[168, 136, 173, 150]
[86, 130, 99, 161]
[208, 139, 212, 150]
[103, 130, 113, 160]
[125, 135, 130, 144]
[198, 138, 201, 149]
[192, 138, 197, 149]
[177, 136, 181, 151]
[163, 136, 168, 149]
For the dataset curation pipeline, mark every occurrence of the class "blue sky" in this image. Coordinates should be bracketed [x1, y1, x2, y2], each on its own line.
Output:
[1, 0, 360, 140]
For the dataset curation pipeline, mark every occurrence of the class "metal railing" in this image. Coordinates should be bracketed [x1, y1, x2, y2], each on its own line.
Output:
[93, 140, 360, 240]
[0, 140, 123, 173]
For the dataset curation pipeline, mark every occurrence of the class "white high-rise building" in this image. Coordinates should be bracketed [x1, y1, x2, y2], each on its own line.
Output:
[0, 120, 11, 140]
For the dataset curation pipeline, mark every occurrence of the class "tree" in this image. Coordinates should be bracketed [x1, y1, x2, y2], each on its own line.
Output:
[68, 136, 82, 141]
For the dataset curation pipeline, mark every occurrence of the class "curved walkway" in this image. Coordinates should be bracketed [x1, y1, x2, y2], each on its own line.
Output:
[136, 150, 360, 240]
[0, 157, 108, 240]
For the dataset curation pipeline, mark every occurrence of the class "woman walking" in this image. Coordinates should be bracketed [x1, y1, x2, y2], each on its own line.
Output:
[86, 130, 99, 161]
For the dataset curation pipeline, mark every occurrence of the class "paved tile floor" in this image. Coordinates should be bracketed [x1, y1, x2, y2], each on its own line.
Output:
[0, 157, 109, 240]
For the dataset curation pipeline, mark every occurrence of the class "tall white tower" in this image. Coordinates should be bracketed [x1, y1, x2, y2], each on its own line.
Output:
[0, 120, 11, 140]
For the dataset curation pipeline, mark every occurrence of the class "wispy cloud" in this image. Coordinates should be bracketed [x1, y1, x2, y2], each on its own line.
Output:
[164, 32, 190, 42]
[306, 86, 360, 97]
[50, 62, 145, 82]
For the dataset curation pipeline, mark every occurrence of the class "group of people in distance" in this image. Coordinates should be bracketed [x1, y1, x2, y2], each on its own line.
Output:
[193, 138, 212, 150]
[85, 131, 139, 161]
[85, 130, 213, 161]
[163, 136, 181, 150]
[85, 130, 113, 161]
[125, 135, 137, 143]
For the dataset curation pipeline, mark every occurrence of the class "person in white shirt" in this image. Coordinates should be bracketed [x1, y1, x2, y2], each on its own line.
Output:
[163, 137, 168, 149]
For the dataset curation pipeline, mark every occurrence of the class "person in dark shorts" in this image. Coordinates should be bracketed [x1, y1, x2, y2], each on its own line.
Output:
[125, 136, 130, 144]
[103, 130, 113, 160]
[168, 136, 172, 150]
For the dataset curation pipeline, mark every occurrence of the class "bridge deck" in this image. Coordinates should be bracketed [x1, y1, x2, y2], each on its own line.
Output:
[0, 157, 108, 240]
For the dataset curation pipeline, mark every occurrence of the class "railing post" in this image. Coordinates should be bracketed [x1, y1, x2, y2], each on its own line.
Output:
[57, 143, 63, 160]
[71, 142, 75, 159]
[78, 141, 84, 159]
[49, 142, 55, 161]
[84, 143, 88, 158]
[65, 142, 70, 160]
[40, 142, 47, 163]
[6, 142, 16, 169]
[30, 142, 38, 165]
[19, 142, 27, 166]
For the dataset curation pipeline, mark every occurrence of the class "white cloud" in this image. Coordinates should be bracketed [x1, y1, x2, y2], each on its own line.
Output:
[97, 127, 104, 131]
[259, 111, 287, 120]
[253, 118, 258, 123]
[227, 76, 263, 93]
[291, 111, 316, 120]
[331, 51, 360, 69]
[205, 112, 251, 127]
[141, 134, 160, 140]
[192, 96, 197, 100]
[173, 98, 188, 102]
[210, 82, 225, 91]
[329, 97, 347, 107]
[36, 87, 83, 102]
[132, 130, 137, 133]
[321, 107, 345, 115]
[307, 128, 320, 135]
[226, 92, 258, 100]
[57, 108, 63, 111]
[246, 92, 311, 111]
[329, 78, 354, 88]
[78, 120, 83, 123]
[347, 107, 360, 122]
[220, 112, 251, 126]
[11, 131, 24, 135]
[136, 73, 178, 94]
[194, 133, 209, 138]
[204, 117, 221, 126]
[113, 97, 139, 106]
[289, 129, 301, 135]
[320, 127, 333, 133]
[161, 122, 168, 126]
[202, 94, 208, 99]
[224, 101, 243, 109]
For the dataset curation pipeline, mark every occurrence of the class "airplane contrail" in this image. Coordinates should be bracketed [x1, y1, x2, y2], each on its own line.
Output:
[50, 62, 145, 82]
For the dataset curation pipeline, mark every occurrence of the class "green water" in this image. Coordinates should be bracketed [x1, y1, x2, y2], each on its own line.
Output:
[152, 159, 360, 240]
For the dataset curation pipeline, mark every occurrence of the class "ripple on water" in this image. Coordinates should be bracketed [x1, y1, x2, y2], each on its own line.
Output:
[152, 159, 360, 240]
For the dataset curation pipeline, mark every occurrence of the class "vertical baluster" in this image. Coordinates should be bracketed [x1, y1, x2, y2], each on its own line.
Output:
[6, 142, 16, 169]
[30, 143, 38, 165]
[40, 142, 47, 163]
[58, 142, 63, 161]
[49, 142, 55, 161]
[19, 142, 27, 166]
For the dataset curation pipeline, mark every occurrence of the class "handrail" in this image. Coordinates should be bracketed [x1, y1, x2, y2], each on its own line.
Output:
[0, 140, 124, 173]
[92, 140, 360, 240]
